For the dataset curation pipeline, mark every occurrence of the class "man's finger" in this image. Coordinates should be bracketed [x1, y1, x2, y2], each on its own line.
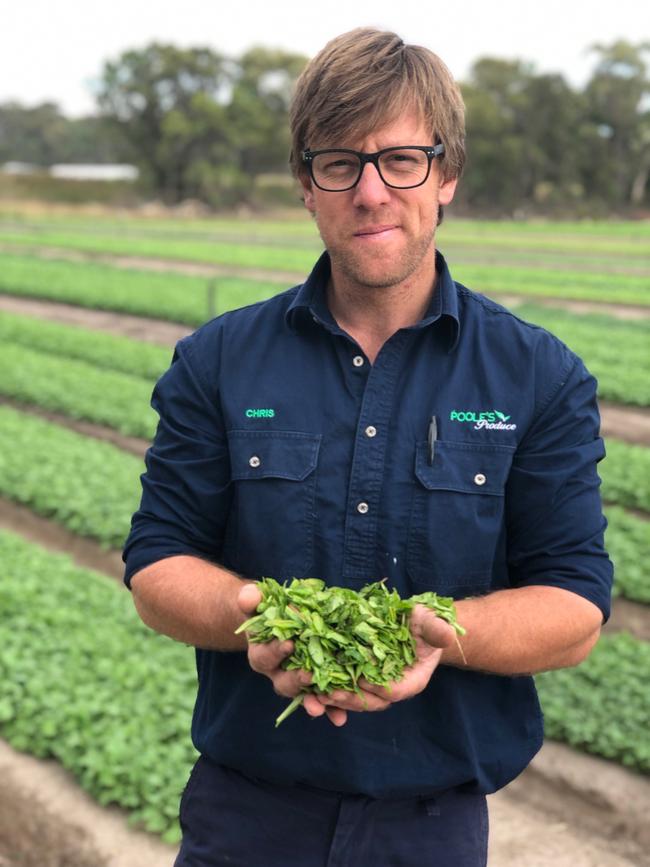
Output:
[317, 688, 391, 712]
[326, 706, 348, 727]
[411, 606, 457, 648]
[247, 638, 294, 674]
[271, 667, 309, 698]
[303, 693, 327, 718]
[237, 582, 263, 615]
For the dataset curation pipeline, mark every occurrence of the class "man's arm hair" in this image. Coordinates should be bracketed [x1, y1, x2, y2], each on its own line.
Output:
[440, 585, 602, 675]
[130, 555, 251, 651]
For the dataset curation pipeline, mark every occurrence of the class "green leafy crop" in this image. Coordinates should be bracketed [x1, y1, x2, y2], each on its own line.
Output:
[236, 578, 465, 726]
[0, 530, 197, 842]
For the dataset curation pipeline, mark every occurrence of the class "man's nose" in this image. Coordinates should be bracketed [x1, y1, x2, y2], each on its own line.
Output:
[352, 161, 392, 208]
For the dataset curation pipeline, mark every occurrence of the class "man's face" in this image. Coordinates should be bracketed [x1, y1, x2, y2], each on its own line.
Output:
[300, 111, 458, 292]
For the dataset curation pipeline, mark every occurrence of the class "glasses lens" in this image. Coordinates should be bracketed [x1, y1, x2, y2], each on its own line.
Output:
[378, 148, 430, 188]
[311, 151, 361, 190]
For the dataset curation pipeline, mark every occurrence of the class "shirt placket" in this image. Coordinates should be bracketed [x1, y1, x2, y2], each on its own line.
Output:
[341, 332, 409, 582]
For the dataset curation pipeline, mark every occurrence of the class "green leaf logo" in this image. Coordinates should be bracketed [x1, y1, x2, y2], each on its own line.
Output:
[495, 410, 511, 422]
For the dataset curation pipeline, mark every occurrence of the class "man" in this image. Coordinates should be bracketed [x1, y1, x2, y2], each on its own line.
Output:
[123, 28, 613, 867]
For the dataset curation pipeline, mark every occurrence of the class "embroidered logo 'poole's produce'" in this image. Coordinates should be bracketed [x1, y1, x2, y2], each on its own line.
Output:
[450, 410, 517, 431]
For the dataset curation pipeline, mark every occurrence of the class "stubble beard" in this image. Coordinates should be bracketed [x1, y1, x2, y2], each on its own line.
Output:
[315, 212, 439, 292]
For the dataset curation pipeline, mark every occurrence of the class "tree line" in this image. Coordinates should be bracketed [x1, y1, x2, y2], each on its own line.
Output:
[1, 40, 648, 215]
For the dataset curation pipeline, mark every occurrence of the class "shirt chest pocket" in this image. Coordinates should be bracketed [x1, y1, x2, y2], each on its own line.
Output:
[225, 430, 321, 579]
[407, 441, 514, 597]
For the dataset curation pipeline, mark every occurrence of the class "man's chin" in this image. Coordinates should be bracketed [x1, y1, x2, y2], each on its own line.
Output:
[333, 255, 423, 291]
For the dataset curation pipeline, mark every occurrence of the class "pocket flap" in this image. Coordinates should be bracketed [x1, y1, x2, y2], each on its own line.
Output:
[415, 441, 514, 496]
[228, 430, 321, 481]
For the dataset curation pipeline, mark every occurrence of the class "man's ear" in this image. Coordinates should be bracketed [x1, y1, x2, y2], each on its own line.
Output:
[300, 175, 316, 212]
[438, 176, 458, 206]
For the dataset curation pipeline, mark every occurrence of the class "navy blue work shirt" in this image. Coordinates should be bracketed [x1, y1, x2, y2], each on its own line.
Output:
[123, 250, 613, 798]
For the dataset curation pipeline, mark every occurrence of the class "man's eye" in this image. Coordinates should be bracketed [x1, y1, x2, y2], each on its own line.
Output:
[385, 153, 419, 166]
[323, 158, 355, 171]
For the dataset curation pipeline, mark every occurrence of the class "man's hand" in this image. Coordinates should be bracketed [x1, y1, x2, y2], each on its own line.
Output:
[237, 584, 347, 726]
[237, 589, 455, 726]
[310, 604, 456, 724]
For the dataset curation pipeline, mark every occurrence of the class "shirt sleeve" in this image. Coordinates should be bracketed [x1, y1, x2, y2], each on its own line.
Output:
[505, 344, 614, 620]
[122, 326, 232, 588]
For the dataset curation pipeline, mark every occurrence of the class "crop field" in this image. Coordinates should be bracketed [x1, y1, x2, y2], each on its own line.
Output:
[0, 207, 648, 845]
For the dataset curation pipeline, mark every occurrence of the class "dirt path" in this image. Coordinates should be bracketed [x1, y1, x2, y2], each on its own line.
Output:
[493, 293, 650, 321]
[599, 401, 650, 444]
[0, 741, 175, 867]
[0, 294, 192, 346]
[1, 494, 648, 642]
[0, 241, 648, 319]
[1, 294, 649, 451]
[0, 241, 303, 286]
[0, 497, 125, 579]
[0, 396, 151, 456]
[1, 735, 647, 867]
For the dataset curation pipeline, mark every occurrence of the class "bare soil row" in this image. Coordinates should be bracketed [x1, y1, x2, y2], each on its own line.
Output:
[1, 294, 649, 451]
[0, 242, 649, 319]
[1, 703, 648, 867]
[2, 259, 649, 865]
[0, 495, 647, 642]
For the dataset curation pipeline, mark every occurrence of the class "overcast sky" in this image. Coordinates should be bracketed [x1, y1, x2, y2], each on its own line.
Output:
[2, 0, 648, 116]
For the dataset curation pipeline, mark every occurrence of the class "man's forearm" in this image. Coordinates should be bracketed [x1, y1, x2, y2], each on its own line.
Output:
[130, 555, 251, 651]
[440, 585, 603, 675]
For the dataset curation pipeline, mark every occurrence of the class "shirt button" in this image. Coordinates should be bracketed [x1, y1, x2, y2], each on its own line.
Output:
[357, 502, 369, 514]
[352, 355, 365, 368]
[249, 455, 261, 468]
[365, 425, 377, 438]
[474, 473, 486, 486]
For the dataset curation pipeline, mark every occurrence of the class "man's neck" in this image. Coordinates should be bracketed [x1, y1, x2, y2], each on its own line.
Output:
[326, 251, 438, 364]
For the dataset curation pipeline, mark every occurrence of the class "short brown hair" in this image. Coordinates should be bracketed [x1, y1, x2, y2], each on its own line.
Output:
[289, 28, 465, 183]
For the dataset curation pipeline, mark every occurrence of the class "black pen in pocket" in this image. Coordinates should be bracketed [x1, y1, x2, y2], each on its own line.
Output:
[427, 415, 438, 466]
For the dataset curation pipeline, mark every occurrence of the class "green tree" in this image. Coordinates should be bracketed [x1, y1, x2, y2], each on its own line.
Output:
[461, 59, 533, 213]
[0, 103, 123, 166]
[226, 46, 308, 177]
[584, 40, 650, 206]
[0, 102, 68, 165]
[461, 59, 587, 214]
[96, 43, 307, 206]
[97, 43, 233, 204]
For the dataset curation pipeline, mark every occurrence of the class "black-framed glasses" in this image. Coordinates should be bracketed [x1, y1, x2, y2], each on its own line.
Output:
[301, 144, 445, 192]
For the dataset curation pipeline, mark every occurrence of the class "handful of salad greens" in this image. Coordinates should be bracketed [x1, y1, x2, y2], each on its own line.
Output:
[235, 578, 466, 726]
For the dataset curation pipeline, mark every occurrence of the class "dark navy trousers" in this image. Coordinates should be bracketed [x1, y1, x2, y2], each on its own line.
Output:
[174, 756, 489, 867]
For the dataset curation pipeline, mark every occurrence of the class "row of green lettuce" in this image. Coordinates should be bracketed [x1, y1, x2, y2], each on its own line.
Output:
[0, 218, 648, 267]
[0, 235, 649, 312]
[3, 212, 649, 241]
[0, 530, 647, 847]
[0, 405, 647, 603]
[0, 215, 650, 242]
[0, 530, 196, 843]
[1, 289, 650, 410]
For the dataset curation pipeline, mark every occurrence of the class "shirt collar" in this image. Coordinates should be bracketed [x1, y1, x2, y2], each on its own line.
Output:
[286, 250, 460, 352]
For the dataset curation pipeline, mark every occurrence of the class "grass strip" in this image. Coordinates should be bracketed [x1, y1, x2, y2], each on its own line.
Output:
[0, 310, 172, 379]
[511, 304, 650, 407]
[605, 506, 650, 604]
[0, 343, 157, 438]
[0, 401, 646, 571]
[0, 530, 196, 843]
[0, 528, 646, 859]
[2, 212, 649, 240]
[452, 263, 650, 307]
[0, 228, 321, 272]
[536, 632, 650, 773]
[601, 440, 650, 514]
[2, 216, 649, 256]
[0, 253, 285, 326]
[0, 406, 142, 547]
